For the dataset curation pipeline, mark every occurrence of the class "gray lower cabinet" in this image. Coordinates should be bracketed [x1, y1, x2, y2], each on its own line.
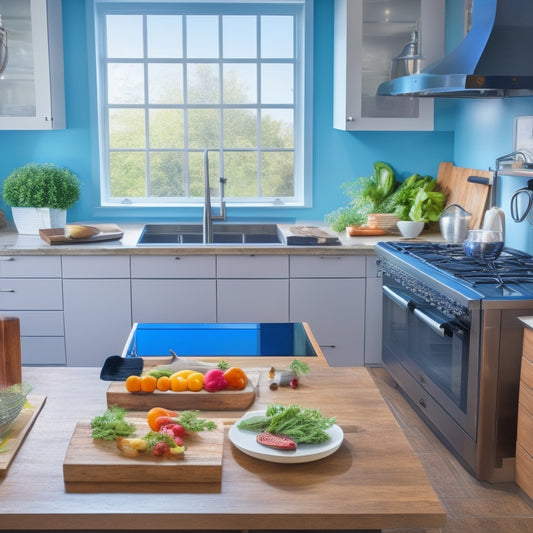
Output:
[216, 255, 289, 323]
[0, 255, 65, 365]
[131, 255, 217, 323]
[62, 256, 132, 367]
[289, 255, 366, 367]
[364, 256, 383, 366]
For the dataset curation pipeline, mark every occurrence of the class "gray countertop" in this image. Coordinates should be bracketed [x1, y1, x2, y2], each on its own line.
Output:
[0, 221, 444, 255]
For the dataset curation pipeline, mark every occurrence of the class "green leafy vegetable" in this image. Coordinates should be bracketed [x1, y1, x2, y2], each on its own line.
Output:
[141, 430, 180, 451]
[148, 368, 174, 379]
[238, 404, 335, 444]
[177, 410, 217, 432]
[91, 405, 136, 440]
[409, 188, 446, 223]
[217, 360, 230, 370]
[290, 359, 310, 378]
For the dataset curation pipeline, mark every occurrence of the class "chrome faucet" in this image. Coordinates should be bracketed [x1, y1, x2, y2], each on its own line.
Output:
[203, 149, 227, 243]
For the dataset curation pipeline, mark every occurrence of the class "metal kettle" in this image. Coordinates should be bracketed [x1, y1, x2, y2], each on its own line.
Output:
[482, 206, 505, 233]
[439, 204, 472, 244]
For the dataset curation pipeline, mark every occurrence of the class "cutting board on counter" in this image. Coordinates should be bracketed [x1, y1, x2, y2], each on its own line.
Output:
[63, 417, 224, 487]
[39, 224, 124, 245]
[106, 373, 258, 411]
[277, 224, 341, 245]
[436, 162, 493, 230]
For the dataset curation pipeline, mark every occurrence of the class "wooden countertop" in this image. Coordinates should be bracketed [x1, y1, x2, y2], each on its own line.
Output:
[0, 364, 446, 531]
[0, 222, 445, 255]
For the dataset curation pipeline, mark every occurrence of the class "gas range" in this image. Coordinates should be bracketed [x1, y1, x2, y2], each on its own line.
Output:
[376, 241, 533, 305]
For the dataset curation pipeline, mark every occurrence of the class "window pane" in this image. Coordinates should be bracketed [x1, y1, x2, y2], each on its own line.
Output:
[109, 109, 145, 148]
[147, 15, 182, 58]
[223, 16, 256, 58]
[148, 64, 183, 104]
[261, 16, 293, 58]
[223, 64, 256, 104]
[223, 109, 256, 148]
[109, 152, 146, 197]
[187, 15, 218, 58]
[189, 150, 218, 197]
[261, 109, 293, 148]
[149, 109, 183, 148]
[261, 64, 293, 104]
[107, 15, 143, 58]
[261, 151, 294, 197]
[149, 152, 185, 197]
[108, 64, 145, 104]
[187, 63, 219, 104]
[188, 109, 220, 149]
[224, 152, 257, 197]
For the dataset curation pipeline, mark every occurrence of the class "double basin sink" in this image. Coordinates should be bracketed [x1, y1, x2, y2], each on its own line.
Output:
[138, 223, 283, 246]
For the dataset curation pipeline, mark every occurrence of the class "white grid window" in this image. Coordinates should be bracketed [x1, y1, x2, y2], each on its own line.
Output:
[95, 1, 312, 208]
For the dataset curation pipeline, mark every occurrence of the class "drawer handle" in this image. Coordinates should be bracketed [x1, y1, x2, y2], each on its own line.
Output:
[319, 256, 342, 260]
[419, 398, 427, 409]
[0, 257, 15, 261]
[0, 289, 15, 293]
[319, 344, 336, 348]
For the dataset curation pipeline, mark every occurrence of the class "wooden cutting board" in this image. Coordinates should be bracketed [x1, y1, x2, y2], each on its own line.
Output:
[106, 373, 258, 411]
[63, 417, 224, 487]
[436, 162, 493, 230]
[39, 224, 124, 245]
[0, 394, 46, 475]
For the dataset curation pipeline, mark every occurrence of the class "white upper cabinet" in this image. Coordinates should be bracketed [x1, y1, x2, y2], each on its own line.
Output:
[333, 0, 444, 131]
[0, 0, 65, 129]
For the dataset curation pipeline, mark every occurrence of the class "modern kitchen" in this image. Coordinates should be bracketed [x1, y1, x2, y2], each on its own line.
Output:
[1, 0, 533, 532]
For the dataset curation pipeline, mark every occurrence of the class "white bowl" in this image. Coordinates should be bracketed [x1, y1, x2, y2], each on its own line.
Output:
[397, 221, 424, 238]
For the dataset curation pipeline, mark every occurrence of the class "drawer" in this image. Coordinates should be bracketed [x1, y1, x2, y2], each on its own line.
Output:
[0, 279, 63, 310]
[517, 397, 533, 457]
[289, 255, 366, 278]
[0, 255, 61, 278]
[516, 443, 533, 499]
[131, 255, 216, 278]
[62, 256, 130, 278]
[521, 354, 533, 389]
[217, 255, 288, 278]
[1, 310, 64, 336]
[21, 336, 66, 365]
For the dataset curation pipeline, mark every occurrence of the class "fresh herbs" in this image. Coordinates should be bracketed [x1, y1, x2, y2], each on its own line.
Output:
[289, 359, 310, 378]
[91, 405, 136, 440]
[238, 404, 335, 444]
[177, 410, 217, 432]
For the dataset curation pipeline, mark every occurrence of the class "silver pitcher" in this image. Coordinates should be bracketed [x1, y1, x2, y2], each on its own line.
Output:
[439, 204, 471, 244]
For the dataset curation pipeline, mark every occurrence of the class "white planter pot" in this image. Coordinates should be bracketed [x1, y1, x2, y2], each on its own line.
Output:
[11, 207, 66, 235]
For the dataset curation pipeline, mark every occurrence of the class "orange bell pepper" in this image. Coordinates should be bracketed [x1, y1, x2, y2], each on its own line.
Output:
[223, 367, 247, 390]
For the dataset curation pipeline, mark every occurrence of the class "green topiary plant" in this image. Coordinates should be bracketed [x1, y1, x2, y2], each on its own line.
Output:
[2, 163, 80, 210]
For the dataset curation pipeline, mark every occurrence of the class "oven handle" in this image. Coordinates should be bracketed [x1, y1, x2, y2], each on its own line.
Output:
[412, 307, 452, 337]
[382, 285, 415, 310]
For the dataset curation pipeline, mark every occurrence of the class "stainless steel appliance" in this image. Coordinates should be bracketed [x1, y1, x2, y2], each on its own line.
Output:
[376, 241, 533, 482]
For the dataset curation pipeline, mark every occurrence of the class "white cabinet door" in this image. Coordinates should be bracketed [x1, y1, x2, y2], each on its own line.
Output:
[364, 255, 383, 365]
[63, 278, 132, 367]
[290, 277, 365, 367]
[132, 279, 217, 323]
[0, 0, 65, 129]
[333, 0, 444, 131]
[217, 279, 289, 323]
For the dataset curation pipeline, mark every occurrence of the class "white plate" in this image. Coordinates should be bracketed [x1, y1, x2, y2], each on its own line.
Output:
[228, 410, 344, 464]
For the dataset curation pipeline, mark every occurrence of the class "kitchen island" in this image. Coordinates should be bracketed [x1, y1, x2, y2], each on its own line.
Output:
[0, 361, 446, 531]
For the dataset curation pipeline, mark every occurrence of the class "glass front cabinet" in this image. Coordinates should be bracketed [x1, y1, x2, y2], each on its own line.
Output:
[333, 0, 444, 131]
[0, 0, 65, 130]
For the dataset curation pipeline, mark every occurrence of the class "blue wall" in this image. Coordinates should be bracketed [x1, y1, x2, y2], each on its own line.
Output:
[1, 0, 532, 253]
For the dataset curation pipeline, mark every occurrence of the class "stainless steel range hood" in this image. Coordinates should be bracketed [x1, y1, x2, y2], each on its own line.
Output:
[377, 0, 533, 98]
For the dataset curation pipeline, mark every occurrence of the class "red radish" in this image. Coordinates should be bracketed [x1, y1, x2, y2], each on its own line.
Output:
[203, 368, 228, 392]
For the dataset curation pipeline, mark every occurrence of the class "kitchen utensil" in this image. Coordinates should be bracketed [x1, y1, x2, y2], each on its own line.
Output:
[482, 206, 505, 233]
[0, 382, 32, 439]
[510, 179, 533, 223]
[436, 162, 492, 230]
[99, 355, 143, 381]
[463, 229, 504, 260]
[439, 204, 472, 243]
[389, 30, 423, 80]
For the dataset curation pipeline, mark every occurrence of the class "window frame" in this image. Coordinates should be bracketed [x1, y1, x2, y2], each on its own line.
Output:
[93, 0, 313, 210]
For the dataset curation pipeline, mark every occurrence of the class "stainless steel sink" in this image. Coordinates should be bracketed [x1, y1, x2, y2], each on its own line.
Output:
[137, 223, 283, 245]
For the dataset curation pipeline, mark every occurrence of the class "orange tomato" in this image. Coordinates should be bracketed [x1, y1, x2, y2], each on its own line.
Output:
[187, 372, 204, 392]
[146, 406, 178, 431]
[223, 367, 247, 390]
[140, 374, 157, 393]
[170, 375, 188, 392]
[125, 375, 141, 392]
[156, 376, 171, 391]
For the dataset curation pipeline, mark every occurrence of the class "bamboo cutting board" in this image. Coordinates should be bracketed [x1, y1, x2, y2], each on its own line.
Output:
[436, 162, 493, 230]
[63, 417, 224, 487]
[106, 373, 258, 411]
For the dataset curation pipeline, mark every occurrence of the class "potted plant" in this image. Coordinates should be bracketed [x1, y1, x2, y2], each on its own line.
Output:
[2, 163, 81, 234]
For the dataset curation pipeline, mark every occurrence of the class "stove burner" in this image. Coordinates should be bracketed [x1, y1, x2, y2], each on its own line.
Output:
[383, 242, 533, 298]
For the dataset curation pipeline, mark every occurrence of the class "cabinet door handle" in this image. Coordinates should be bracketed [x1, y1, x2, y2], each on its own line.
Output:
[0, 289, 15, 293]
[319, 256, 342, 260]
[319, 344, 336, 348]
[0, 257, 15, 261]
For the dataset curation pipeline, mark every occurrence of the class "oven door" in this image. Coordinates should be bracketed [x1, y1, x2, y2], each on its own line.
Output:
[381, 275, 477, 439]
